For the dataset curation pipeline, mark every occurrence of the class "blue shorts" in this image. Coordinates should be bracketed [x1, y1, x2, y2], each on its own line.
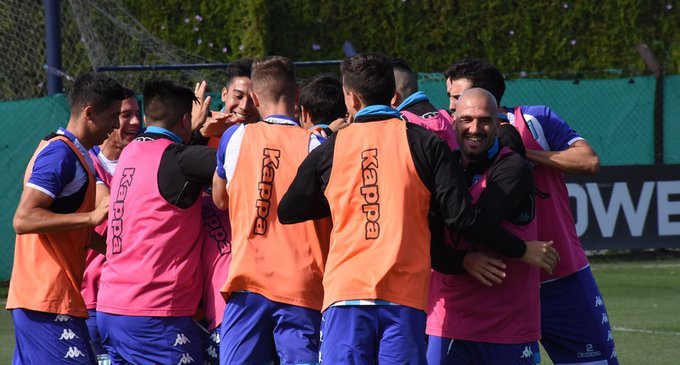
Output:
[220, 291, 321, 365]
[427, 336, 540, 364]
[97, 312, 204, 365]
[86, 309, 108, 357]
[541, 266, 618, 364]
[320, 305, 426, 364]
[11, 308, 96, 364]
[204, 325, 220, 365]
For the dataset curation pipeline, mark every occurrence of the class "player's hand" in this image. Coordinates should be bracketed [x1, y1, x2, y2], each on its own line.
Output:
[520, 240, 559, 273]
[90, 196, 109, 226]
[328, 117, 350, 133]
[464, 252, 506, 287]
[200, 111, 237, 138]
[191, 80, 212, 132]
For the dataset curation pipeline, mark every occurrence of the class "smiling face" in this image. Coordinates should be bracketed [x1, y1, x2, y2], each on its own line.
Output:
[113, 97, 141, 146]
[221, 76, 258, 123]
[454, 88, 499, 164]
[88, 101, 122, 147]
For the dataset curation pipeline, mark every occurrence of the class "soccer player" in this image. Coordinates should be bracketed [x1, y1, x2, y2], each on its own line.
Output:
[192, 58, 260, 147]
[96, 80, 217, 364]
[444, 59, 618, 364]
[391, 58, 457, 149]
[7, 72, 125, 364]
[298, 73, 347, 137]
[212, 56, 329, 365]
[81, 90, 141, 361]
[427, 88, 541, 364]
[278, 53, 557, 364]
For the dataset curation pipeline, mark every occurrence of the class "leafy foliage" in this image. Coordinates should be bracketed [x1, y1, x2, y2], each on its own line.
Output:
[122, 0, 679, 77]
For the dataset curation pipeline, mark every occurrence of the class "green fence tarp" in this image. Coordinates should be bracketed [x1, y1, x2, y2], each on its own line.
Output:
[664, 76, 680, 163]
[420, 75, 658, 166]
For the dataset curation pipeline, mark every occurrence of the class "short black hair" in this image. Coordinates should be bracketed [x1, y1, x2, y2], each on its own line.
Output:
[391, 58, 418, 98]
[444, 59, 506, 104]
[341, 53, 395, 106]
[143, 79, 196, 128]
[299, 73, 346, 125]
[68, 72, 126, 114]
[122, 87, 135, 99]
[225, 58, 253, 87]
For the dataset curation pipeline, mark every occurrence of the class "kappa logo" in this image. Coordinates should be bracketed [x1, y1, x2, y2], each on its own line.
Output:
[611, 348, 618, 359]
[607, 330, 614, 341]
[210, 331, 220, 344]
[201, 204, 231, 256]
[64, 346, 85, 358]
[601, 312, 609, 324]
[521, 346, 533, 359]
[59, 329, 78, 340]
[111, 167, 135, 254]
[595, 295, 604, 307]
[54, 315, 71, 322]
[253, 148, 280, 235]
[206, 345, 218, 359]
[177, 353, 195, 364]
[360, 148, 380, 239]
[173, 333, 191, 346]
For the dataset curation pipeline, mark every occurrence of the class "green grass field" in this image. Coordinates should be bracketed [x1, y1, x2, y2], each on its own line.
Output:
[1, 258, 679, 364]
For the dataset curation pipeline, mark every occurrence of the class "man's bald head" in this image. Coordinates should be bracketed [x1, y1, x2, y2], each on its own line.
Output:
[455, 88, 498, 119]
[454, 88, 500, 164]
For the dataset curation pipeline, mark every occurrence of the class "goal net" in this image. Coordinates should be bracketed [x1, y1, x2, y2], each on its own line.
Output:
[0, 0, 226, 100]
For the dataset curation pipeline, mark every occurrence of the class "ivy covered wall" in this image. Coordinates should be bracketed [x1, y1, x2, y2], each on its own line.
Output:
[123, 0, 678, 77]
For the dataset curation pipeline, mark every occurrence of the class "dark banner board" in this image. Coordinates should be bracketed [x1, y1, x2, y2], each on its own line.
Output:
[565, 165, 680, 250]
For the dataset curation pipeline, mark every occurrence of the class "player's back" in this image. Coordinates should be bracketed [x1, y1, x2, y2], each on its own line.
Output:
[224, 121, 329, 310]
[98, 138, 202, 316]
[323, 119, 432, 311]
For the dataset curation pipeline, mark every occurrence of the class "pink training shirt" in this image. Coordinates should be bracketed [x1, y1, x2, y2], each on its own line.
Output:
[427, 148, 541, 344]
[401, 109, 458, 150]
[199, 196, 232, 330]
[513, 107, 588, 281]
[97, 138, 202, 317]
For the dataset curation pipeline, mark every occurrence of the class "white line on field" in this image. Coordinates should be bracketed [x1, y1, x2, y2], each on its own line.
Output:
[613, 326, 680, 336]
[592, 263, 680, 270]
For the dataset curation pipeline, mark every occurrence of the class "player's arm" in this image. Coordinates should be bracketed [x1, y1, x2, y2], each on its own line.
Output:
[526, 139, 599, 175]
[13, 187, 108, 235]
[522, 106, 600, 175]
[413, 128, 556, 272]
[465, 153, 558, 283]
[87, 183, 110, 254]
[212, 171, 228, 210]
[278, 137, 334, 224]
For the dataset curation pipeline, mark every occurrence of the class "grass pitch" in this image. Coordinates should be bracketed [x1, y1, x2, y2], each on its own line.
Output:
[1, 258, 679, 363]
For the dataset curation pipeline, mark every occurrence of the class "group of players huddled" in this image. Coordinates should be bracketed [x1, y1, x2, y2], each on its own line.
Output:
[7, 53, 618, 365]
